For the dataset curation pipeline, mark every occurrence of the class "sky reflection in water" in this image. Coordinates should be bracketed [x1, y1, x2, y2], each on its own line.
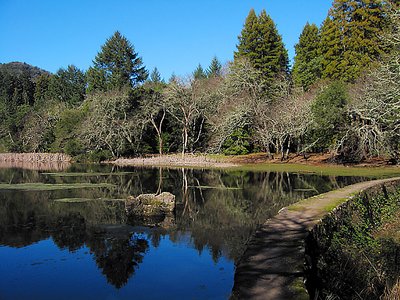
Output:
[0, 165, 366, 299]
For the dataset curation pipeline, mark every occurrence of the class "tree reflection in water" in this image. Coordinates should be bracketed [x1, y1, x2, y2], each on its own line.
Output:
[0, 165, 367, 289]
[88, 232, 149, 288]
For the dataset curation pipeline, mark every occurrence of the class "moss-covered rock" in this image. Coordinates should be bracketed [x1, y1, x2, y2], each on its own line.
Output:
[125, 192, 175, 218]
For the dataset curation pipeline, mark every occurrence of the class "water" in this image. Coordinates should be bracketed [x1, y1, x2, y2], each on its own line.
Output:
[0, 164, 366, 299]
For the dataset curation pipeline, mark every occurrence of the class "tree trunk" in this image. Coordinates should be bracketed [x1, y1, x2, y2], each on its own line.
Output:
[158, 133, 163, 155]
[182, 126, 188, 158]
[285, 137, 291, 160]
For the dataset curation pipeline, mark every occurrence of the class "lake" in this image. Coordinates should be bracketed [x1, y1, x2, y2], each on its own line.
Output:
[0, 164, 366, 299]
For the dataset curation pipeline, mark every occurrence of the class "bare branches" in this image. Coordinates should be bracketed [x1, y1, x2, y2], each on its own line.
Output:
[163, 76, 215, 156]
[83, 89, 141, 156]
[253, 87, 313, 159]
[342, 8, 400, 161]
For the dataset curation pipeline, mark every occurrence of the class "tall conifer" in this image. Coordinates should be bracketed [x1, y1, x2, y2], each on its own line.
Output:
[235, 9, 288, 82]
[292, 23, 321, 91]
[87, 31, 148, 92]
[150, 67, 163, 84]
[193, 64, 207, 80]
[320, 0, 388, 81]
[207, 56, 222, 78]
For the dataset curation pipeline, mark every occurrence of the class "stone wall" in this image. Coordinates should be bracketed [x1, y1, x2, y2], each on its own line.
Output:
[304, 180, 400, 299]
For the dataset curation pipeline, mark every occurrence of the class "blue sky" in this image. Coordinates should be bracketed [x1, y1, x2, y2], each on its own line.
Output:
[0, 0, 332, 80]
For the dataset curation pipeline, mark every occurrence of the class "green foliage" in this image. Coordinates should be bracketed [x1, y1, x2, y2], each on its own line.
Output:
[87, 31, 148, 92]
[320, 0, 388, 82]
[158, 132, 171, 154]
[310, 81, 349, 150]
[193, 64, 207, 80]
[0, 5, 397, 161]
[222, 127, 251, 155]
[308, 187, 400, 299]
[64, 138, 84, 156]
[149, 67, 163, 84]
[292, 23, 321, 91]
[207, 56, 222, 78]
[235, 9, 289, 82]
[48, 65, 86, 106]
[53, 108, 86, 153]
[34, 73, 51, 104]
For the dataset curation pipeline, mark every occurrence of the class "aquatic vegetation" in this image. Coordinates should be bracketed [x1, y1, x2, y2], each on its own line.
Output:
[42, 172, 134, 177]
[54, 198, 125, 203]
[0, 182, 115, 191]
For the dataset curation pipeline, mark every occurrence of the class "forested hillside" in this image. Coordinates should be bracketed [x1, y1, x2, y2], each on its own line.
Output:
[0, 0, 398, 163]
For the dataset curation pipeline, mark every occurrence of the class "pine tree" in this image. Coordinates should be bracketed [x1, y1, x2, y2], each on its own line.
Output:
[168, 73, 177, 83]
[320, 0, 388, 82]
[150, 67, 163, 84]
[320, 16, 343, 80]
[235, 9, 289, 82]
[235, 9, 258, 63]
[34, 74, 51, 104]
[50, 65, 86, 106]
[87, 31, 148, 92]
[193, 64, 207, 80]
[207, 56, 222, 78]
[292, 23, 321, 91]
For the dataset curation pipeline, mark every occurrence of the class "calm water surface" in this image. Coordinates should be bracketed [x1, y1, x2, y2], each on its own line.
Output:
[0, 164, 366, 299]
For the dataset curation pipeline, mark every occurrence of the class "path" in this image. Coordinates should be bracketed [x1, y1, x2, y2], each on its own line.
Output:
[231, 177, 400, 300]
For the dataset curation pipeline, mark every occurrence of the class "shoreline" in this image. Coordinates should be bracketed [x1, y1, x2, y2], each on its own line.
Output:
[231, 177, 400, 299]
[108, 152, 395, 168]
[108, 153, 400, 178]
[0, 153, 72, 171]
[0, 153, 71, 162]
[108, 154, 239, 168]
[1, 152, 399, 177]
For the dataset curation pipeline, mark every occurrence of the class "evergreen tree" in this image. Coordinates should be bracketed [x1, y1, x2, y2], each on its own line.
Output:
[87, 31, 148, 92]
[150, 67, 163, 84]
[193, 64, 207, 80]
[207, 56, 222, 78]
[168, 73, 178, 83]
[319, 16, 343, 80]
[49, 65, 86, 106]
[292, 23, 321, 91]
[33, 73, 51, 104]
[235, 9, 258, 64]
[311, 81, 349, 150]
[320, 0, 388, 82]
[235, 9, 289, 82]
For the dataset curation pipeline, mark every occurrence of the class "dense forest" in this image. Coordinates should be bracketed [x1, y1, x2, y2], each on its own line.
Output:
[0, 0, 399, 163]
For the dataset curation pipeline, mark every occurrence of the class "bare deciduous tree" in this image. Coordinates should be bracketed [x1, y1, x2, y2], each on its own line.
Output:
[140, 88, 167, 155]
[254, 86, 313, 159]
[83, 89, 142, 156]
[164, 76, 216, 156]
[343, 7, 400, 161]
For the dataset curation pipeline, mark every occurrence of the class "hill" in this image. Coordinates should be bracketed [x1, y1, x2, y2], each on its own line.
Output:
[0, 61, 49, 79]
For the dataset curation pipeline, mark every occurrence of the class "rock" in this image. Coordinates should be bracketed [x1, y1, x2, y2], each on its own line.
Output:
[125, 192, 175, 218]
